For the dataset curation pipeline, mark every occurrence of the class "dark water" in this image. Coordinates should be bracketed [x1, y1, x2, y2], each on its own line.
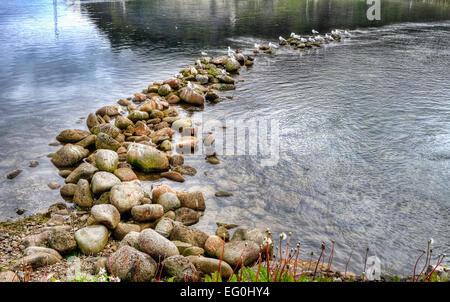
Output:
[0, 0, 449, 275]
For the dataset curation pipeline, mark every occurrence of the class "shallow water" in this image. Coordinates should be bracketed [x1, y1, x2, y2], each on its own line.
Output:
[0, 0, 449, 275]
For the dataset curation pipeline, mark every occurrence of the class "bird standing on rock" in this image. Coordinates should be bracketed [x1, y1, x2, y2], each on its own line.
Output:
[227, 46, 234, 57]
[312, 29, 319, 34]
[269, 42, 279, 49]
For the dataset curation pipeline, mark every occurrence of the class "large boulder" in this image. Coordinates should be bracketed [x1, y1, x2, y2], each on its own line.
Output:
[109, 246, 157, 282]
[138, 228, 179, 260]
[179, 87, 205, 105]
[131, 204, 164, 222]
[110, 182, 145, 214]
[51, 144, 89, 167]
[65, 162, 98, 184]
[73, 179, 94, 208]
[169, 225, 209, 248]
[90, 172, 121, 195]
[126, 143, 169, 172]
[163, 255, 196, 282]
[186, 255, 233, 280]
[56, 129, 90, 143]
[74, 225, 109, 255]
[91, 204, 120, 229]
[215, 240, 260, 267]
[95, 149, 119, 172]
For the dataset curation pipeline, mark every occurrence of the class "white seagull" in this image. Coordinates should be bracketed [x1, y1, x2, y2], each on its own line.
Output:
[312, 29, 319, 34]
[279, 36, 286, 43]
[300, 37, 307, 43]
[227, 46, 234, 57]
[201, 51, 208, 56]
[325, 34, 334, 41]
[314, 35, 324, 42]
[308, 36, 316, 43]
[269, 42, 279, 49]
[254, 43, 260, 49]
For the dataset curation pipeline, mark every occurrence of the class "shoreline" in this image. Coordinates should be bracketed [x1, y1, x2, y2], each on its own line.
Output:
[1, 31, 447, 282]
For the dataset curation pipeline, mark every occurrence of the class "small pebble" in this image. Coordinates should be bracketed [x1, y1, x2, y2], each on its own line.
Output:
[29, 161, 39, 167]
[48, 183, 61, 190]
[16, 208, 25, 215]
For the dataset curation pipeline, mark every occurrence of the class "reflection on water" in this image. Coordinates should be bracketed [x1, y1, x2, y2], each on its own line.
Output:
[0, 0, 449, 275]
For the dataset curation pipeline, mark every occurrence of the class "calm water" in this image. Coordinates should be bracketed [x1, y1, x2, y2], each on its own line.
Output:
[0, 0, 449, 275]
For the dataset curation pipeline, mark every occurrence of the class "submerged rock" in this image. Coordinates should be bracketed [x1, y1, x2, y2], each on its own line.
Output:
[6, 169, 22, 179]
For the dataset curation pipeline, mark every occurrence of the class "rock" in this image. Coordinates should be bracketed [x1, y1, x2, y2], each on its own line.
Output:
[90, 171, 121, 195]
[91, 204, 120, 229]
[113, 167, 137, 182]
[157, 192, 181, 212]
[65, 162, 98, 184]
[205, 235, 226, 257]
[115, 115, 133, 129]
[56, 129, 90, 143]
[51, 144, 89, 167]
[164, 78, 181, 89]
[119, 231, 140, 250]
[174, 207, 200, 226]
[159, 140, 172, 151]
[16, 208, 25, 215]
[93, 191, 110, 205]
[210, 83, 236, 91]
[215, 190, 233, 197]
[230, 227, 273, 255]
[216, 226, 230, 241]
[170, 225, 209, 248]
[126, 143, 169, 172]
[216, 222, 239, 229]
[155, 217, 176, 238]
[179, 87, 205, 105]
[74, 225, 109, 255]
[60, 183, 77, 197]
[110, 246, 157, 282]
[86, 113, 101, 129]
[59, 169, 72, 178]
[131, 204, 164, 221]
[152, 185, 175, 202]
[215, 240, 260, 267]
[158, 84, 172, 96]
[167, 94, 180, 104]
[92, 123, 120, 139]
[14, 249, 62, 269]
[150, 109, 164, 119]
[225, 57, 240, 72]
[48, 229, 77, 254]
[0, 271, 20, 282]
[29, 161, 39, 168]
[176, 191, 205, 211]
[118, 99, 131, 106]
[217, 75, 235, 84]
[183, 246, 205, 257]
[138, 228, 179, 260]
[110, 182, 144, 214]
[171, 165, 196, 176]
[163, 255, 196, 282]
[76, 134, 96, 148]
[170, 155, 184, 167]
[95, 133, 121, 151]
[186, 255, 233, 280]
[206, 156, 220, 164]
[96, 106, 118, 116]
[48, 182, 60, 190]
[114, 222, 141, 240]
[134, 121, 149, 136]
[171, 118, 192, 131]
[73, 179, 94, 208]
[95, 149, 119, 172]
[128, 110, 149, 122]
[160, 171, 185, 183]
[195, 74, 209, 84]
